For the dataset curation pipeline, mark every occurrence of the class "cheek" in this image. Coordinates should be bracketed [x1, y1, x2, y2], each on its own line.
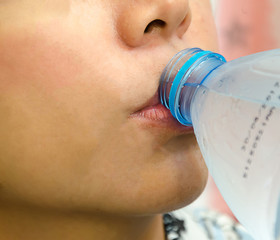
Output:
[0, 25, 128, 207]
[0, 27, 85, 90]
[0, 22, 127, 134]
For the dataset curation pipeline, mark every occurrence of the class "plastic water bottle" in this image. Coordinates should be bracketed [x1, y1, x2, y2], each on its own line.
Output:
[159, 48, 280, 240]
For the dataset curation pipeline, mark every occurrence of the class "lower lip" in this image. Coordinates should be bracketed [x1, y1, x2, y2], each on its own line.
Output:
[129, 104, 194, 133]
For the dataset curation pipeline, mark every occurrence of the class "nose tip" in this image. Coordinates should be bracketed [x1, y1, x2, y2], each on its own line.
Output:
[116, 0, 191, 47]
[159, 0, 191, 38]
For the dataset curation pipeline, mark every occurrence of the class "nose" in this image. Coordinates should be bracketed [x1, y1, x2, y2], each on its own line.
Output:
[115, 0, 191, 47]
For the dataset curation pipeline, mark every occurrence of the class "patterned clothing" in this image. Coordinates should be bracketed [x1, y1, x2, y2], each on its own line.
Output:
[163, 208, 254, 240]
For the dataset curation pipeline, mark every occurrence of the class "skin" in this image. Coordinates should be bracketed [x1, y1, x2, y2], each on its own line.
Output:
[0, 0, 218, 239]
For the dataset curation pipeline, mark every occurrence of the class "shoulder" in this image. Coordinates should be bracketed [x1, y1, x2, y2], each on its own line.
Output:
[164, 207, 254, 240]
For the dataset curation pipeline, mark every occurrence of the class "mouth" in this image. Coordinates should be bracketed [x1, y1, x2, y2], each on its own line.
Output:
[129, 90, 194, 134]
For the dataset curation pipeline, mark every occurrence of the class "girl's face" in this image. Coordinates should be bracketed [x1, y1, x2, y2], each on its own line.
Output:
[0, 0, 217, 215]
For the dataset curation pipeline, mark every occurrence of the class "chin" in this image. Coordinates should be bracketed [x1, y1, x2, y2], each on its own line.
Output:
[90, 134, 208, 217]
[132, 159, 208, 216]
[152, 135, 208, 214]
[158, 172, 208, 214]
[137, 181, 208, 216]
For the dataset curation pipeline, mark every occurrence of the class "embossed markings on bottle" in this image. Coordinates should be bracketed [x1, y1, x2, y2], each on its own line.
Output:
[241, 81, 280, 179]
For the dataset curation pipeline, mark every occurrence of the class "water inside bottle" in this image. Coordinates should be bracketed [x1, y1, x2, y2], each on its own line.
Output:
[191, 82, 280, 240]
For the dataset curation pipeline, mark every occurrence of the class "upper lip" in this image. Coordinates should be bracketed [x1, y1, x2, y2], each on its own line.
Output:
[133, 89, 161, 114]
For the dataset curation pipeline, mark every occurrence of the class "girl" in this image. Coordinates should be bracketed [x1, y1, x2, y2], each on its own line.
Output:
[0, 0, 253, 239]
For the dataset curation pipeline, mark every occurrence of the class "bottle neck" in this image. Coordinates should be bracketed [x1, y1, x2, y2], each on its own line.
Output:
[159, 48, 226, 126]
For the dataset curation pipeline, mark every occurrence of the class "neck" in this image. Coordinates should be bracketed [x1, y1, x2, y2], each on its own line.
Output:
[0, 204, 166, 240]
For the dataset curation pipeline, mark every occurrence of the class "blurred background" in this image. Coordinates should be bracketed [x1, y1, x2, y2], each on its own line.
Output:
[190, 0, 280, 218]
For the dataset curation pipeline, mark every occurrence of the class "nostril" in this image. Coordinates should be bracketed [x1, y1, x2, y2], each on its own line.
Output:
[144, 19, 166, 34]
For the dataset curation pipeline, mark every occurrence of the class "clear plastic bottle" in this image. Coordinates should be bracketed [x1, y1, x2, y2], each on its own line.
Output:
[159, 48, 280, 240]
